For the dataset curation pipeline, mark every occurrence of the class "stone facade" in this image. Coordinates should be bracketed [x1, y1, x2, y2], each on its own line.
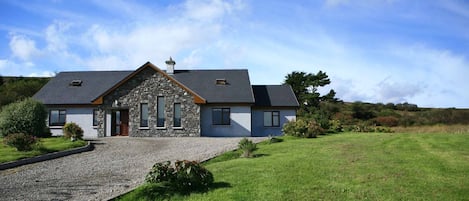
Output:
[98, 67, 201, 137]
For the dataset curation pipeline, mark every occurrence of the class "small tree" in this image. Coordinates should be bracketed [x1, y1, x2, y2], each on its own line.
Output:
[0, 98, 47, 137]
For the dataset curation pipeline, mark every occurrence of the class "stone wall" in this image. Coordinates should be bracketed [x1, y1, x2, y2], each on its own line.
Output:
[101, 67, 201, 137]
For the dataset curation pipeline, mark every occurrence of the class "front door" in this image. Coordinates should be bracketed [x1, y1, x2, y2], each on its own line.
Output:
[119, 110, 129, 136]
[111, 109, 129, 136]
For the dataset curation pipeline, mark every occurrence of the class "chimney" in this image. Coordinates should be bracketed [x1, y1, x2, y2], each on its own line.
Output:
[165, 57, 176, 74]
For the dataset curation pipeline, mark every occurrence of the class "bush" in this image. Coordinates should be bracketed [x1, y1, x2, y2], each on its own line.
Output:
[282, 119, 325, 138]
[173, 160, 214, 191]
[145, 160, 214, 192]
[0, 98, 47, 137]
[238, 138, 257, 158]
[3, 133, 38, 151]
[145, 161, 174, 184]
[329, 119, 343, 133]
[63, 122, 84, 140]
[374, 116, 399, 127]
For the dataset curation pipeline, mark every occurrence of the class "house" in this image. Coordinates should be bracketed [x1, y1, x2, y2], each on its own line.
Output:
[33, 59, 299, 138]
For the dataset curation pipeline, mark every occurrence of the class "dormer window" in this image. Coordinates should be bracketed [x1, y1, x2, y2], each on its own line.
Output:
[70, 79, 82, 87]
[216, 79, 227, 85]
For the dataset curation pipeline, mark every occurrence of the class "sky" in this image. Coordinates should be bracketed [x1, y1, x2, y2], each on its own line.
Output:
[0, 0, 468, 108]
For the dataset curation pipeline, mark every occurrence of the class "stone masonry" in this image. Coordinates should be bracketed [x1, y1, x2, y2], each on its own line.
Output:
[99, 67, 201, 137]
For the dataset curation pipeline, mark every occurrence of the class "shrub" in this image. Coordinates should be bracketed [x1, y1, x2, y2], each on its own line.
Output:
[145, 161, 175, 184]
[374, 116, 399, 127]
[145, 160, 214, 192]
[282, 119, 325, 138]
[63, 122, 84, 140]
[238, 138, 257, 158]
[329, 119, 343, 133]
[3, 133, 38, 151]
[173, 160, 214, 191]
[0, 98, 47, 137]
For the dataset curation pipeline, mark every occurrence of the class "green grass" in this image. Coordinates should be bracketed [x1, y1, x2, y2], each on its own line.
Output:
[0, 137, 87, 163]
[117, 132, 469, 201]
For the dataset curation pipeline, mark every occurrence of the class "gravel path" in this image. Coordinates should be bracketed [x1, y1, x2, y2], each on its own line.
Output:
[0, 137, 265, 201]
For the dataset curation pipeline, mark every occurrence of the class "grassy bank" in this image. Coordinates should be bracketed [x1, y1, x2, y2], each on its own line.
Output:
[119, 132, 469, 201]
[0, 137, 87, 163]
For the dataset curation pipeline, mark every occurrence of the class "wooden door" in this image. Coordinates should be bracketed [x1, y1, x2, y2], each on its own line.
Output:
[120, 110, 129, 136]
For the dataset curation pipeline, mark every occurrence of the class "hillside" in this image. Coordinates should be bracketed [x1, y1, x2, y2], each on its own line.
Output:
[0, 76, 50, 109]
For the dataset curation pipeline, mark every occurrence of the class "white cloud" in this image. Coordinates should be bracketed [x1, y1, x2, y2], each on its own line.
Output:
[28, 71, 55, 77]
[9, 34, 40, 61]
[0, 59, 8, 71]
[375, 78, 425, 103]
[183, 0, 243, 22]
[45, 21, 71, 52]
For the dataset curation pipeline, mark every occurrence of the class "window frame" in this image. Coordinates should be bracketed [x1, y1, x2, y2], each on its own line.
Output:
[212, 108, 231, 125]
[173, 103, 182, 128]
[49, 109, 66, 126]
[264, 111, 280, 127]
[140, 103, 149, 128]
[92, 109, 99, 127]
[157, 96, 165, 128]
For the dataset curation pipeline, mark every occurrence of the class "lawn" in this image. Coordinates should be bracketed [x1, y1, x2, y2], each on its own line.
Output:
[118, 132, 469, 201]
[0, 137, 87, 163]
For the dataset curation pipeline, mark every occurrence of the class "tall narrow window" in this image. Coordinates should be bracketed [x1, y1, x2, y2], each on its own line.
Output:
[264, 111, 280, 127]
[157, 96, 165, 127]
[140, 103, 149, 127]
[50, 109, 66, 126]
[212, 108, 230, 125]
[93, 109, 99, 126]
[174, 103, 181, 127]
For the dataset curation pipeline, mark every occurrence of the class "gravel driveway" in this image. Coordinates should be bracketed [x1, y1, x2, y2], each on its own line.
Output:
[0, 137, 265, 201]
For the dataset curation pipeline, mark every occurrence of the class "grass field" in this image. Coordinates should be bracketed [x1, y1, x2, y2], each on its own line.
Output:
[0, 137, 87, 163]
[118, 132, 469, 201]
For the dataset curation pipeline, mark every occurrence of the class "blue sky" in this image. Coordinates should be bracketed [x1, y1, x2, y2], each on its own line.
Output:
[1, 0, 468, 108]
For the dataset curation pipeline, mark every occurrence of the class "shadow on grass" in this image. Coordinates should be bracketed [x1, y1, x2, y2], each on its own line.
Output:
[114, 182, 231, 201]
[253, 153, 269, 158]
[269, 137, 284, 143]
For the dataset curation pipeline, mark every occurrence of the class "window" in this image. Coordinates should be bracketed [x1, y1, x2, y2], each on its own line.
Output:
[216, 79, 227, 85]
[93, 109, 99, 126]
[157, 96, 165, 127]
[264, 111, 280, 127]
[174, 103, 181, 127]
[140, 103, 149, 127]
[50, 109, 66, 126]
[212, 108, 230, 125]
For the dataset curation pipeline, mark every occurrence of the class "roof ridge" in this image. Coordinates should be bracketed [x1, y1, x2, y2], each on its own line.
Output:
[60, 70, 134, 73]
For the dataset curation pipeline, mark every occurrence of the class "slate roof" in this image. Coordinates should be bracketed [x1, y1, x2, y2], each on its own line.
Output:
[252, 85, 300, 107]
[33, 71, 132, 105]
[170, 70, 255, 104]
[34, 64, 297, 106]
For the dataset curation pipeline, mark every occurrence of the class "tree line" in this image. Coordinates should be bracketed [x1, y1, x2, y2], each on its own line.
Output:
[0, 76, 50, 110]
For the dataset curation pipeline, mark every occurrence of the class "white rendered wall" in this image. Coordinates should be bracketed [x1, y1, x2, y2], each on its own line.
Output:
[48, 107, 99, 138]
[200, 105, 252, 137]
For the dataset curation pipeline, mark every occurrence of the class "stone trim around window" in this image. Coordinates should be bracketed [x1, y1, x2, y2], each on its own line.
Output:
[139, 102, 149, 129]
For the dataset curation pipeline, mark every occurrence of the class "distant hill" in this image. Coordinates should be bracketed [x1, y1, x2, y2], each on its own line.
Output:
[331, 101, 469, 127]
[0, 76, 51, 109]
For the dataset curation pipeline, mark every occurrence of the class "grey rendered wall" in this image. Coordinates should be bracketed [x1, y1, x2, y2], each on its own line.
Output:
[251, 109, 296, 137]
[48, 107, 98, 138]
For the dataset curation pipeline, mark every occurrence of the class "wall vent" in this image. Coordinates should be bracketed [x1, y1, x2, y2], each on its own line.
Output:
[69, 79, 83, 86]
